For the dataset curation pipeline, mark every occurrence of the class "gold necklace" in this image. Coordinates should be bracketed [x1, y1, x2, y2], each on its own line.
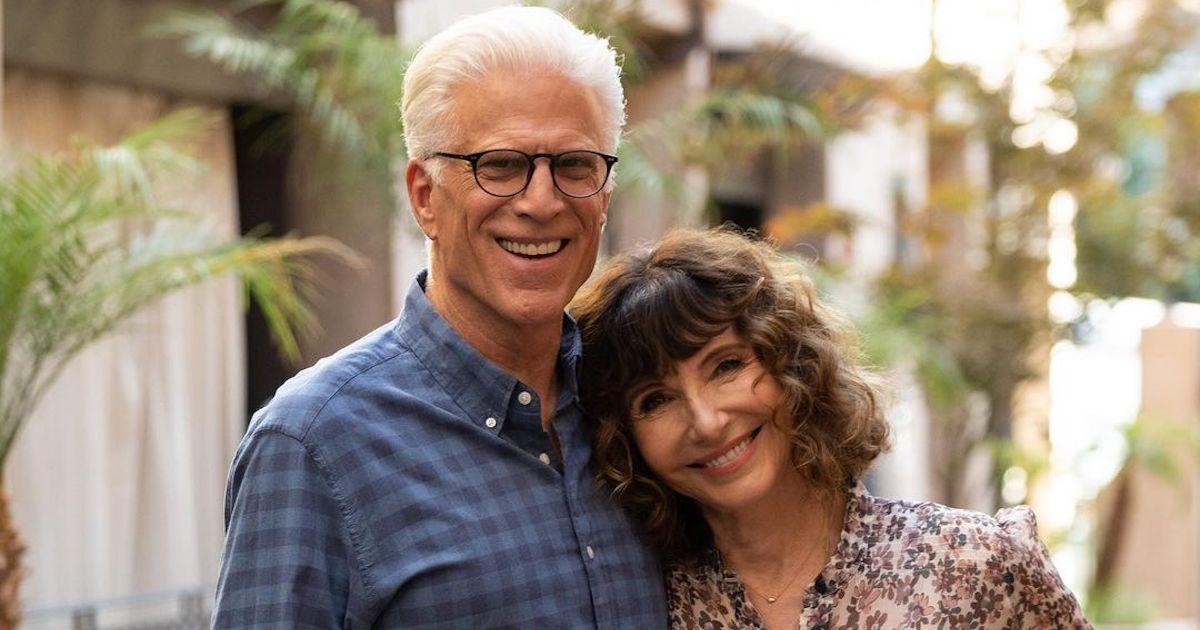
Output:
[725, 502, 837, 606]
[729, 535, 825, 604]
[740, 561, 809, 604]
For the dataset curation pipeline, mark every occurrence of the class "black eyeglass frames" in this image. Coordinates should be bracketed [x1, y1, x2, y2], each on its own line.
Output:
[429, 149, 618, 198]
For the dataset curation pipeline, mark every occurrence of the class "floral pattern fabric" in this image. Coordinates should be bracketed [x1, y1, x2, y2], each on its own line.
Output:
[666, 484, 1092, 629]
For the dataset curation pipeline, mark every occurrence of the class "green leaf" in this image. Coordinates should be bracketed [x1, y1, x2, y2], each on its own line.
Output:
[0, 109, 360, 465]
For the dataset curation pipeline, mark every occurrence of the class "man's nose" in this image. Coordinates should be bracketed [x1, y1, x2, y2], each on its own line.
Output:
[512, 158, 566, 220]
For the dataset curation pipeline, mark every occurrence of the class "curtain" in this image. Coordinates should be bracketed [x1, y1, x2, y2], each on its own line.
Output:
[2, 69, 244, 610]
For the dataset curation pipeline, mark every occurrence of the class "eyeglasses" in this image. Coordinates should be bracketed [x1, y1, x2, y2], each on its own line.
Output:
[429, 149, 618, 198]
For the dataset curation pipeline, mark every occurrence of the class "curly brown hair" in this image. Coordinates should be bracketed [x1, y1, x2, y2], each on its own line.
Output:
[570, 227, 890, 556]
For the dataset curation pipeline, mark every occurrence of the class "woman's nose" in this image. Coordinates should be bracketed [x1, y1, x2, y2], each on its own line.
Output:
[685, 394, 727, 442]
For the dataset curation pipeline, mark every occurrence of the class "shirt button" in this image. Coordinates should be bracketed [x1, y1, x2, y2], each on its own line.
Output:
[586, 545, 595, 560]
[485, 417, 497, 429]
[518, 391, 533, 405]
[539, 452, 551, 465]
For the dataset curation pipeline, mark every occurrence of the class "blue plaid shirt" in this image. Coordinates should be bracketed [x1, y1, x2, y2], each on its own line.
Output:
[213, 272, 667, 629]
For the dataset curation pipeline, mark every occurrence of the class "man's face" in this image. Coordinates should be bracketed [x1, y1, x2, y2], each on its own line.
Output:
[407, 71, 611, 334]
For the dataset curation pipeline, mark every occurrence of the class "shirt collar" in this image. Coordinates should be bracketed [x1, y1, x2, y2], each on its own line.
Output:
[394, 270, 582, 431]
[557, 314, 583, 407]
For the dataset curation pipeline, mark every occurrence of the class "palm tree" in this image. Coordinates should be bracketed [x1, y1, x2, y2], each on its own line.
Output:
[152, 0, 413, 212]
[0, 109, 354, 627]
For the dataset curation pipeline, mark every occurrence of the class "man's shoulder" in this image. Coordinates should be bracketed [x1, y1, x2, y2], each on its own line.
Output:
[249, 318, 419, 441]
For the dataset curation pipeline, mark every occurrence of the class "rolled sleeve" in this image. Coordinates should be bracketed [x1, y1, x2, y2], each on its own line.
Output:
[213, 429, 357, 629]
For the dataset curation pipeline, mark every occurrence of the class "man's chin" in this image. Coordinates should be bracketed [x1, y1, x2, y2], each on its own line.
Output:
[496, 294, 571, 328]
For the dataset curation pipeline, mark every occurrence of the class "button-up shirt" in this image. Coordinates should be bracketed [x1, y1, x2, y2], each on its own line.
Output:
[213, 272, 667, 628]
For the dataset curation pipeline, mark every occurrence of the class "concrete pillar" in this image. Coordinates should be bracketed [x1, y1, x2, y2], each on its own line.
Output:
[609, 46, 710, 254]
[1166, 92, 1200, 205]
[926, 123, 987, 270]
[289, 0, 400, 363]
[1101, 321, 1200, 619]
[289, 130, 395, 362]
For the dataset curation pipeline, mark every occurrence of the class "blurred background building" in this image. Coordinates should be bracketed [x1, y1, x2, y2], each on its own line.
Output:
[3, 0, 1200, 627]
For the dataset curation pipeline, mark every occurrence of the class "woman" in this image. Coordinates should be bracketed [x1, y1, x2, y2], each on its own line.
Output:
[571, 228, 1091, 629]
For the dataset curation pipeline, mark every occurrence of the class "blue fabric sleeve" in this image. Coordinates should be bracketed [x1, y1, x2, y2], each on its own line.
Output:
[212, 429, 354, 629]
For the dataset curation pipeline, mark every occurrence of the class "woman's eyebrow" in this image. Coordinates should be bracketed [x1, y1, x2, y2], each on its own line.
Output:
[697, 341, 746, 368]
[629, 380, 661, 400]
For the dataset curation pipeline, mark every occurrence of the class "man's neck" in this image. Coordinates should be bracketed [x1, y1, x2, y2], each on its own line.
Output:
[426, 275, 562, 428]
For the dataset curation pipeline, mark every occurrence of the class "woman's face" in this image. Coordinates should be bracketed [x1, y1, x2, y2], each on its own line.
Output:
[628, 328, 799, 516]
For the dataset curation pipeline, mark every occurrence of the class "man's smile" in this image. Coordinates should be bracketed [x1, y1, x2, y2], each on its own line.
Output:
[497, 237, 569, 259]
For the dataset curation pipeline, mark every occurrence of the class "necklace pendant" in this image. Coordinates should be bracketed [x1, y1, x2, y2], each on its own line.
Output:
[766, 597, 777, 604]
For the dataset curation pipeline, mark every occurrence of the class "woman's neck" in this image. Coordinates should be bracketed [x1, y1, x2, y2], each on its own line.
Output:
[706, 472, 846, 588]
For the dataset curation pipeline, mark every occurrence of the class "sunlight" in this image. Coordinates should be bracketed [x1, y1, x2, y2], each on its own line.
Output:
[724, 0, 933, 72]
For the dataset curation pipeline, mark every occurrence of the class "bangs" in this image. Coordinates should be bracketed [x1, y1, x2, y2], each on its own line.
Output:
[574, 227, 890, 555]
[591, 267, 760, 416]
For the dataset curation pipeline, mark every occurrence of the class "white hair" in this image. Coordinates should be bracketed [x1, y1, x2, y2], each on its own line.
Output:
[400, 5, 626, 179]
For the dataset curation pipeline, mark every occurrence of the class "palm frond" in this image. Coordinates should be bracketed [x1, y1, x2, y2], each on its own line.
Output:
[617, 118, 683, 196]
[0, 109, 359, 466]
[151, 10, 298, 81]
[555, 0, 655, 85]
[678, 87, 830, 164]
[153, 0, 413, 191]
[616, 82, 833, 212]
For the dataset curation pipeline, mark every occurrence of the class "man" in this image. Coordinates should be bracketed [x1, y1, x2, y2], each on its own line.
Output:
[213, 6, 667, 628]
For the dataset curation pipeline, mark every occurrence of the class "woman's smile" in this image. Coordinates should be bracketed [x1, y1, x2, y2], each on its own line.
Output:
[628, 329, 795, 513]
[689, 426, 762, 475]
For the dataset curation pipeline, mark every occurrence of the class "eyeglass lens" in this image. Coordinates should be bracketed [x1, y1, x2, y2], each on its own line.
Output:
[474, 150, 608, 197]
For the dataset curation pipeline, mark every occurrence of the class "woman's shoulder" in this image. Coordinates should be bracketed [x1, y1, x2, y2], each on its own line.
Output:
[836, 487, 1091, 628]
[847, 487, 1046, 561]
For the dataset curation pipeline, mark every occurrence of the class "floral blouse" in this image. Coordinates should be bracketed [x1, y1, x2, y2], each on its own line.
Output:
[666, 483, 1092, 629]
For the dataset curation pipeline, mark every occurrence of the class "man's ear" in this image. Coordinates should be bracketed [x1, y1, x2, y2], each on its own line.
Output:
[406, 159, 438, 240]
[599, 189, 612, 231]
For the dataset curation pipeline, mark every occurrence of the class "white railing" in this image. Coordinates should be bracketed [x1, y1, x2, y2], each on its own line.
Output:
[23, 586, 209, 630]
